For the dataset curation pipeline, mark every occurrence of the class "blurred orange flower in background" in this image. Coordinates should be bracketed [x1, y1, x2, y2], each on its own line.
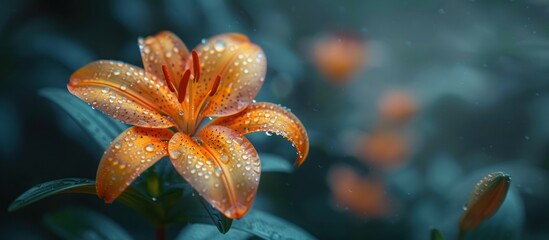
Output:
[328, 165, 392, 219]
[378, 90, 417, 124]
[310, 33, 367, 84]
[355, 130, 410, 170]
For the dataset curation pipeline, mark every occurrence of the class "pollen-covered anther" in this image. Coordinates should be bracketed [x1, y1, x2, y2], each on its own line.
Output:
[178, 70, 191, 103]
[209, 75, 221, 97]
[161, 64, 176, 92]
[192, 50, 201, 82]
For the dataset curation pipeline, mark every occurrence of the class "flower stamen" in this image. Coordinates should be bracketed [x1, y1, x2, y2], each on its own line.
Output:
[178, 70, 191, 103]
[192, 50, 200, 82]
[161, 65, 176, 92]
[209, 75, 221, 97]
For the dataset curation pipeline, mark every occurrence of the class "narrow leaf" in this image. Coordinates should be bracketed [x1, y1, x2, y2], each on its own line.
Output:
[39, 88, 127, 149]
[8, 178, 160, 223]
[8, 178, 95, 212]
[260, 153, 294, 173]
[44, 208, 132, 240]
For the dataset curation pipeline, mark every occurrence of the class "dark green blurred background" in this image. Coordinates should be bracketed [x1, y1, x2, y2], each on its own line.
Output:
[1, 0, 548, 239]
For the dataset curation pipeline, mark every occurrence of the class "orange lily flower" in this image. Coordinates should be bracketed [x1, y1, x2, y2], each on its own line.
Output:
[67, 31, 309, 219]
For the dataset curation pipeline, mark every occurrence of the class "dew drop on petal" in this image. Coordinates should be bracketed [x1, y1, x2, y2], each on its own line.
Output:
[215, 166, 223, 176]
[145, 144, 155, 152]
[170, 150, 182, 159]
[214, 40, 226, 51]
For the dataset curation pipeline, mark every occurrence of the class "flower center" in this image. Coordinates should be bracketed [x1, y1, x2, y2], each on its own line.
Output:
[161, 50, 222, 134]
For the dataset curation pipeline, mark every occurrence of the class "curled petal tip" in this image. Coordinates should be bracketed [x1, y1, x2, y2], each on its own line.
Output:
[210, 102, 309, 167]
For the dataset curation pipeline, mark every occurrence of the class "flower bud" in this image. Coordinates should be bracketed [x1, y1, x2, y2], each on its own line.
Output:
[459, 172, 511, 231]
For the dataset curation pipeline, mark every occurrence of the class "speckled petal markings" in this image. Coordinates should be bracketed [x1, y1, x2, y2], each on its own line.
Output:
[187, 34, 267, 118]
[168, 125, 260, 219]
[96, 127, 174, 202]
[68, 60, 183, 128]
[139, 31, 190, 89]
[210, 102, 309, 166]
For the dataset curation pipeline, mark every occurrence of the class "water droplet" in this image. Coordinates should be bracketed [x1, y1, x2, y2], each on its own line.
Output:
[462, 204, 468, 211]
[170, 150, 182, 159]
[215, 166, 223, 176]
[145, 144, 154, 152]
[201, 38, 207, 44]
[220, 154, 229, 162]
[265, 131, 273, 136]
[143, 46, 151, 54]
[114, 142, 121, 149]
[214, 40, 226, 51]
[113, 69, 121, 75]
[101, 87, 110, 93]
[120, 84, 127, 90]
[245, 165, 251, 171]
[165, 51, 173, 58]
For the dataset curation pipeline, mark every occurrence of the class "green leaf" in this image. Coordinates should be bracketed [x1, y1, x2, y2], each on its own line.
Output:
[176, 223, 252, 240]
[8, 178, 96, 212]
[44, 207, 133, 240]
[430, 228, 445, 240]
[260, 153, 294, 173]
[8, 178, 161, 224]
[233, 210, 315, 239]
[39, 88, 127, 149]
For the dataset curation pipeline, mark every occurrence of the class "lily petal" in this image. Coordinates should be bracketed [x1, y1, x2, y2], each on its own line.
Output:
[97, 127, 174, 203]
[68, 60, 182, 128]
[139, 31, 190, 88]
[190, 33, 266, 117]
[210, 102, 309, 166]
[168, 125, 260, 219]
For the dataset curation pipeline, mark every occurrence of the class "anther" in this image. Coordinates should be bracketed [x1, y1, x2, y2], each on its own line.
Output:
[178, 69, 191, 103]
[192, 50, 200, 82]
[209, 75, 221, 97]
[161, 65, 176, 92]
